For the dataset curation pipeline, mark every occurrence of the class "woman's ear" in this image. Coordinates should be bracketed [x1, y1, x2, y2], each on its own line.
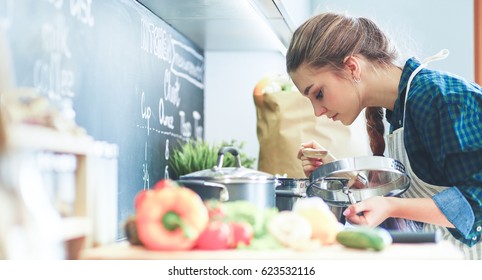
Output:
[343, 55, 361, 79]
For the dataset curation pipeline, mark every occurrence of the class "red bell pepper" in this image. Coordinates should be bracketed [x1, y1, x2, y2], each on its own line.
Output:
[135, 179, 209, 251]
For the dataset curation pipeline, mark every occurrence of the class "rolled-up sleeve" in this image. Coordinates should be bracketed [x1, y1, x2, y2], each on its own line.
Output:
[433, 187, 474, 237]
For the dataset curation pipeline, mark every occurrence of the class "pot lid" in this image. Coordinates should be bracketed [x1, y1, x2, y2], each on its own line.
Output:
[179, 146, 275, 182]
[180, 166, 274, 181]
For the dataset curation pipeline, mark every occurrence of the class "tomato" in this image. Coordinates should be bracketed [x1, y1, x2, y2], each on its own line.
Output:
[195, 220, 233, 250]
[229, 221, 254, 248]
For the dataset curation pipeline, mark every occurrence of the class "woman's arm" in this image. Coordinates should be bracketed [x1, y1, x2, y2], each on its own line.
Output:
[343, 196, 455, 228]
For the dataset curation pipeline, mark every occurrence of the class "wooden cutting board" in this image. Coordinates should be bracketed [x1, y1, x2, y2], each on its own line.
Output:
[80, 241, 464, 260]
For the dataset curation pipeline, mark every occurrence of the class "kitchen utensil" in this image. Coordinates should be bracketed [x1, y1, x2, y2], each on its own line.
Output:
[302, 148, 332, 160]
[306, 156, 410, 207]
[302, 147, 367, 188]
[388, 231, 441, 243]
[179, 146, 277, 209]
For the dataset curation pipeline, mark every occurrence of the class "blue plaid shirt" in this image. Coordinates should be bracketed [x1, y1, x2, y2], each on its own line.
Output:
[387, 58, 482, 246]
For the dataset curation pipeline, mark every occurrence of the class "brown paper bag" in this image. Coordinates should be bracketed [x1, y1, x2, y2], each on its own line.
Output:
[254, 86, 369, 178]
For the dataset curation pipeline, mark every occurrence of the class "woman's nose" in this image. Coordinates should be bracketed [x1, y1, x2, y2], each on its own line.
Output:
[314, 106, 328, 117]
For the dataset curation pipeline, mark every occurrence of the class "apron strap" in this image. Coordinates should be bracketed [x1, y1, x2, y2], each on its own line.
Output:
[403, 49, 450, 125]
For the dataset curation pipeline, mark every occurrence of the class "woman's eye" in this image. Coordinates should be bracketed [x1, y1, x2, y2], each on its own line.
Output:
[315, 90, 323, 100]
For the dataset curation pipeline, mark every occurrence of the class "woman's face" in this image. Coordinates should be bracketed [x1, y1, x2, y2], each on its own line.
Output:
[290, 64, 362, 125]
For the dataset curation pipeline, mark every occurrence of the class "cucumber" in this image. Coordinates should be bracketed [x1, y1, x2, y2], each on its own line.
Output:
[336, 226, 392, 251]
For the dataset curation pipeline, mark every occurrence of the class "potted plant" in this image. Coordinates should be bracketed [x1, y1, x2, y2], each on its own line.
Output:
[169, 139, 255, 179]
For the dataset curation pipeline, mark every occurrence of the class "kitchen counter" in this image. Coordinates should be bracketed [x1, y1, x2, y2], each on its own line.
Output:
[80, 241, 464, 260]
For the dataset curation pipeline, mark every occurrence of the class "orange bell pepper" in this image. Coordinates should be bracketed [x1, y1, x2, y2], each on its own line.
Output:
[135, 179, 209, 251]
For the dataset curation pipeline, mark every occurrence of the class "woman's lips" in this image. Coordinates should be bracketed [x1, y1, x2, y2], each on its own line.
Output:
[331, 113, 338, 121]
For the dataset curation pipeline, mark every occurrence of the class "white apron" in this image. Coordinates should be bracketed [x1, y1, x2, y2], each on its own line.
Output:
[386, 49, 482, 259]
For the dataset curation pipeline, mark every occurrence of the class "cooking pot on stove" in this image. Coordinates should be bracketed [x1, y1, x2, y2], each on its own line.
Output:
[178, 146, 277, 209]
[275, 178, 308, 211]
[306, 156, 411, 207]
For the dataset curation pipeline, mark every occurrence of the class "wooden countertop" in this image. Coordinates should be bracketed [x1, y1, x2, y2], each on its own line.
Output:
[80, 241, 464, 260]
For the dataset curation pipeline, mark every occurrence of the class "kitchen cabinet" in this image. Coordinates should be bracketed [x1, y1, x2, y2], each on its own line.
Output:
[135, 0, 318, 53]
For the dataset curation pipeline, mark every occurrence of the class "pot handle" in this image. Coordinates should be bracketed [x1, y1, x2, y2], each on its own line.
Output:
[177, 180, 230, 202]
[275, 190, 305, 198]
[216, 146, 242, 168]
[204, 181, 230, 202]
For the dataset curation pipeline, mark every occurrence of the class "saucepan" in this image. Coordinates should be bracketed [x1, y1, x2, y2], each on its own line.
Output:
[306, 156, 411, 207]
[178, 146, 277, 209]
[304, 156, 447, 241]
[275, 177, 345, 221]
[275, 177, 308, 211]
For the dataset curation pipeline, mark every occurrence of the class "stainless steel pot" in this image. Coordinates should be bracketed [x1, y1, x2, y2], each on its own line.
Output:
[275, 177, 345, 222]
[275, 178, 308, 211]
[306, 156, 411, 207]
[179, 146, 277, 209]
[176, 179, 230, 202]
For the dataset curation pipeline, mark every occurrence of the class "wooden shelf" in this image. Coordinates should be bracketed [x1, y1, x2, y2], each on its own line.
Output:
[7, 123, 94, 154]
[4, 123, 103, 259]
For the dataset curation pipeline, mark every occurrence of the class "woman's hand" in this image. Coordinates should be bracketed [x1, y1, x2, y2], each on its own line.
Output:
[297, 140, 326, 177]
[344, 196, 455, 228]
[342, 196, 394, 227]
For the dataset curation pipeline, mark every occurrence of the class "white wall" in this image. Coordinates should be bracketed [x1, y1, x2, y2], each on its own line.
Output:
[314, 0, 474, 80]
[204, 0, 474, 168]
[204, 51, 285, 166]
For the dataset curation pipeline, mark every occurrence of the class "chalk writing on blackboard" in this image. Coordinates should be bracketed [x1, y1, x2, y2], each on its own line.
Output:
[140, 89, 151, 135]
[140, 16, 172, 63]
[2, 0, 205, 239]
[142, 142, 149, 190]
[137, 77, 203, 141]
[164, 69, 180, 107]
[34, 15, 75, 101]
[70, 0, 95, 27]
[159, 73, 176, 130]
[171, 39, 204, 89]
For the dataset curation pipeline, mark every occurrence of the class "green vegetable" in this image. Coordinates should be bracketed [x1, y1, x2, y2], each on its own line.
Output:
[336, 226, 392, 251]
[220, 200, 281, 250]
[222, 200, 278, 238]
[238, 234, 283, 250]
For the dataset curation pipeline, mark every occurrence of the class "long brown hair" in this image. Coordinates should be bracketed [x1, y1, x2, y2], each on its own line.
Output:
[286, 12, 398, 156]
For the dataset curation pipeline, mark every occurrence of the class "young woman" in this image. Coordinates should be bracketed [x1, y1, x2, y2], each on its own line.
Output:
[287, 12, 482, 259]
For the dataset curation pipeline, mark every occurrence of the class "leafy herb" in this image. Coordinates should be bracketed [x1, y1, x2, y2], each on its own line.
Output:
[169, 139, 256, 179]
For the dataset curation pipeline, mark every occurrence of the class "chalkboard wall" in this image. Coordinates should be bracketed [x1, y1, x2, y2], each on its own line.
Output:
[0, 0, 204, 238]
